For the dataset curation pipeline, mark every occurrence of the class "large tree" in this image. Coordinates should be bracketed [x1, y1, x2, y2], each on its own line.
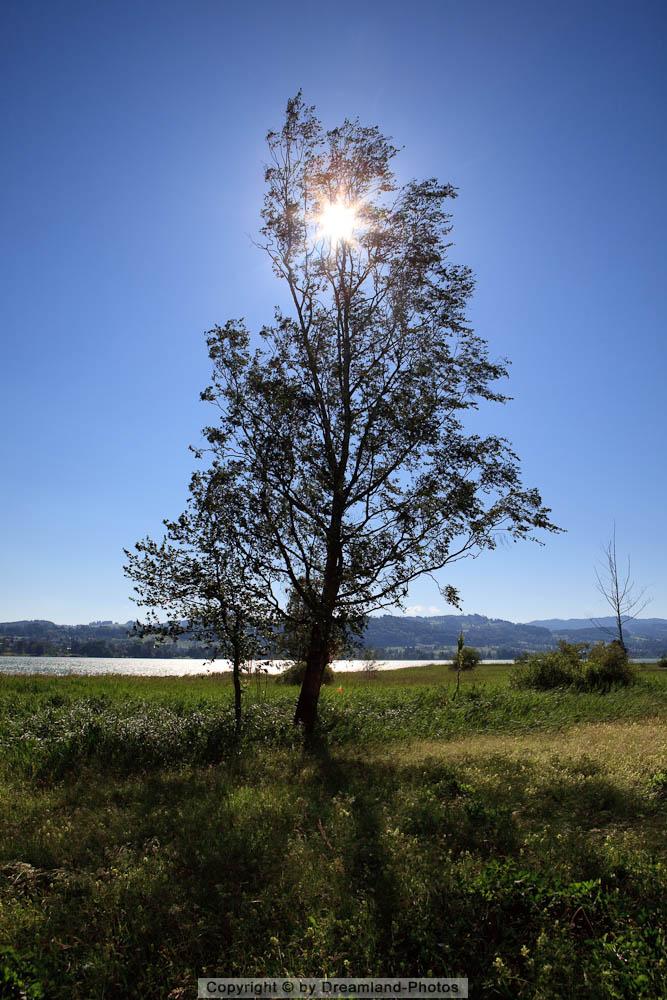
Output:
[201, 94, 559, 731]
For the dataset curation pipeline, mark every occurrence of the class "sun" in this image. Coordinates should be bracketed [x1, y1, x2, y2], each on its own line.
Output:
[316, 199, 359, 246]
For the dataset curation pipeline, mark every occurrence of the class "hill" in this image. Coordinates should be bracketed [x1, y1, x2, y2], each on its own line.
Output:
[531, 616, 667, 636]
[0, 620, 210, 659]
[529, 617, 667, 656]
[2, 614, 666, 659]
[363, 613, 553, 658]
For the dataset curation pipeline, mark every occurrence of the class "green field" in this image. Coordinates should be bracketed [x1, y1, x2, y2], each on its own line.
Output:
[1, 664, 666, 998]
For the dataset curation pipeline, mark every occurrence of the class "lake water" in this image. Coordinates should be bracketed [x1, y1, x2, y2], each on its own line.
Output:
[0, 655, 514, 677]
[0, 656, 658, 677]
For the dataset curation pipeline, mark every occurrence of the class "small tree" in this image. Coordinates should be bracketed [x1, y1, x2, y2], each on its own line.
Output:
[450, 629, 480, 697]
[361, 646, 380, 681]
[124, 466, 273, 733]
[593, 526, 650, 653]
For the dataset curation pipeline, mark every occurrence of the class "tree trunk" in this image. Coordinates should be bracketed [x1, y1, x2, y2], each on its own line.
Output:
[616, 613, 627, 655]
[294, 627, 329, 733]
[294, 497, 343, 734]
[232, 652, 242, 735]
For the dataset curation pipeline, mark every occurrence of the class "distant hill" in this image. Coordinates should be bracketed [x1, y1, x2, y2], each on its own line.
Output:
[363, 614, 553, 658]
[530, 617, 667, 635]
[2, 614, 666, 659]
[0, 619, 210, 659]
[530, 618, 603, 631]
[529, 617, 667, 653]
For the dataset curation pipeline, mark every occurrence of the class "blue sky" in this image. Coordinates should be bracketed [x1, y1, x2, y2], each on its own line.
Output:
[1, 0, 665, 624]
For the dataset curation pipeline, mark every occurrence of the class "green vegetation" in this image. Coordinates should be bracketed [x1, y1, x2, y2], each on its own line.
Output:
[1, 664, 667, 998]
[449, 634, 481, 698]
[176, 96, 559, 733]
[512, 641, 636, 693]
[4, 615, 667, 661]
[450, 645, 481, 672]
[276, 661, 335, 686]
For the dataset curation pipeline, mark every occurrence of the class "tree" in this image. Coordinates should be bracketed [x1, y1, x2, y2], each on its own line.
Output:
[360, 646, 380, 681]
[593, 525, 650, 653]
[275, 580, 359, 666]
[124, 466, 272, 733]
[200, 94, 559, 732]
[450, 629, 480, 697]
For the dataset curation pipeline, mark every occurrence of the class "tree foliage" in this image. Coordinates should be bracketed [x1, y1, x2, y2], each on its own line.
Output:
[124, 466, 273, 731]
[195, 94, 559, 729]
[512, 640, 634, 692]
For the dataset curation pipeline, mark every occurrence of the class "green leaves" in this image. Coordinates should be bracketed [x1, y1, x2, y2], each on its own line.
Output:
[129, 96, 560, 725]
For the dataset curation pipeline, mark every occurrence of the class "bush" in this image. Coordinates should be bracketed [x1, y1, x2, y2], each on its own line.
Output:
[275, 661, 335, 686]
[511, 641, 634, 693]
[580, 641, 634, 692]
[511, 642, 584, 691]
[648, 770, 667, 800]
[0, 947, 45, 1000]
[657, 655, 667, 670]
[449, 646, 481, 671]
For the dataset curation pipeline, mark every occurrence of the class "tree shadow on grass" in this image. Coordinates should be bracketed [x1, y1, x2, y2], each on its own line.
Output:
[303, 735, 401, 962]
[4, 739, 663, 996]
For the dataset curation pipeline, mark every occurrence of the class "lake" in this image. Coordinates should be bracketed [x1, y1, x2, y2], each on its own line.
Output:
[0, 655, 514, 677]
[0, 656, 658, 677]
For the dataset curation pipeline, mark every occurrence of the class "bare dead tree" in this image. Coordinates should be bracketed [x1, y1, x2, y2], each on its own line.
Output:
[593, 525, 650, 653]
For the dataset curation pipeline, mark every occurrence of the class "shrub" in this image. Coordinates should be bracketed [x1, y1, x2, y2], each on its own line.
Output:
[449, 646, 481, 671]
[0, 947, 45, 1000]
[275, 661, 335, 686]
[648, 770, 667, 800]
[657, 655, 667, 670]
[580, 641, 634, 692]
[512, 641, 634, 693]
[511, 642, 584, 691]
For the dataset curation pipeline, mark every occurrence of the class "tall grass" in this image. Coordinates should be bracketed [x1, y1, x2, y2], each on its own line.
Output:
[2, 675, 667, 777]
[1, 669, 666, 998]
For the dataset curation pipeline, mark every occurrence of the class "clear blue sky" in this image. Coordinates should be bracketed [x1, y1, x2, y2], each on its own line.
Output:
[1, 0, 665, 625]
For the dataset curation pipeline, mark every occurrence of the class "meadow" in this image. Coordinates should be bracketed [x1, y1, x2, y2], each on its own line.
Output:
[1, 663, 666, 998]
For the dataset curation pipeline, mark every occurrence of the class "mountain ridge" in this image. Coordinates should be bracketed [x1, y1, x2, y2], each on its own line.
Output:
[1, 614, 666, 659]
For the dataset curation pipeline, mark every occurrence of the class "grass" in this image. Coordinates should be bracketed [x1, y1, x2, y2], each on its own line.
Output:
[1, 664, 666, 998]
